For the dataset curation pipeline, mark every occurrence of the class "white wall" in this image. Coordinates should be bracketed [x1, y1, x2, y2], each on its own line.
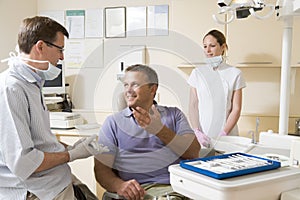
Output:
[37, 0, 300, 135]
[0, 0, 37, 71]
[37, 0, 223, 115]
[2, 0, 300, 135]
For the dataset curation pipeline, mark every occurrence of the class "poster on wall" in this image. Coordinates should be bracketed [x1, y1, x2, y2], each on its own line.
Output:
[66, 10, 85, 39]
[105, 7, 126, 38]
[85, 9, 103, 38]
[147, 5, 169, 36]
[126, 6, 146, 37]
[64, 40, 85, 68]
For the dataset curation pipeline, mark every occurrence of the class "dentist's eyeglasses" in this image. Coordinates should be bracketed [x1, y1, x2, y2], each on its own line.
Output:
[43, 41, 65, 53]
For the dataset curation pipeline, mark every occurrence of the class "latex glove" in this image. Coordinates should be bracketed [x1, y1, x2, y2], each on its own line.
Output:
[219, 130, 227, 136]
[133, 105, 164, 134]
[68, 134, 109, 162]
[194, 129, 211, 148]
[66, 137, 86, 151]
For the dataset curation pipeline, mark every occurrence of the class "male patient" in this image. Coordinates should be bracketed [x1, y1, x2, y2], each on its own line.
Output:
[94, 64, 200, 200]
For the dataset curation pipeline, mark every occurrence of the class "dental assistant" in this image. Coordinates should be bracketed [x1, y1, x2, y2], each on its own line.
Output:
[0, 16, 107, 200]
[188, 29, 246, 148]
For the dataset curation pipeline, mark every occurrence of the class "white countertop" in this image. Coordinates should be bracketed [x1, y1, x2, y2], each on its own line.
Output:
[51, 127, 99, 137]
[169, 164, 300, 200]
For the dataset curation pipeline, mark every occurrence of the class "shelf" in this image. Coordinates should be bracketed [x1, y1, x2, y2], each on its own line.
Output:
[178, 64, 300, 69]
[241, 113, 300, 118]
[237, 64, 300, 68]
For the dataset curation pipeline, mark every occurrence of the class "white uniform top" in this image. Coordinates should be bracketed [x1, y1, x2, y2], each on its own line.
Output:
[0, 62, 71, 200]
[187, 62, 246, 138]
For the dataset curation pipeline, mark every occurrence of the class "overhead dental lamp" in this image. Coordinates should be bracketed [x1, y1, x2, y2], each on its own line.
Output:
[213, 0, 300, 136]
[213, 0, 275, 24]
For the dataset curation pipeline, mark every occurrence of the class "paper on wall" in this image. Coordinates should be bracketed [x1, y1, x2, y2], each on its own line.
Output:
[66, 10, 85, 39]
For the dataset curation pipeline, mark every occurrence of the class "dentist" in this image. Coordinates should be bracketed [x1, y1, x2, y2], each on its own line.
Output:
[0, 16, 107, 200]
[188, 29, 246, 148]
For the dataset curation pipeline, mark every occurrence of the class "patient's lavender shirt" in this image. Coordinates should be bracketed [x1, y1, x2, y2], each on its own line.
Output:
[98, 105, 193, 184]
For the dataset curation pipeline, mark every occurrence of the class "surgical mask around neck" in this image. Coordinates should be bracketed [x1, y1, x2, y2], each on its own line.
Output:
[1, 52, 61, 80]
[1, 51, 22, 66]
[204, 55, 223, 68]
[22, 57, 61, 80]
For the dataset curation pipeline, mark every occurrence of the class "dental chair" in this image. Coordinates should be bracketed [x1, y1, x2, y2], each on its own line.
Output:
[102, 191, 124, 200]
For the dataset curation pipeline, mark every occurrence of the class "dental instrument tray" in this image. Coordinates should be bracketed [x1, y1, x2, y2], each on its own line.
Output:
[180, 152, 281, 179]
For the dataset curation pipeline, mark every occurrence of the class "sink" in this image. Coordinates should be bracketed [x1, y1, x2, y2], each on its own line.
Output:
[207, 135, 291, 164]
[212, 136, 254, 154]
[245, 144, 291, 167]
[246, 144, 290, 157]
[217, 135, 252, 145]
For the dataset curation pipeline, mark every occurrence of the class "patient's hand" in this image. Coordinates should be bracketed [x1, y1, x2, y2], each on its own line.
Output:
[117, 179, 145, 200]
[133, 105, 164, 135]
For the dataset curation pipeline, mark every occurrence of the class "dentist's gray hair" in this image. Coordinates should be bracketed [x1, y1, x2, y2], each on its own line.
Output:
[125, 64, 159, 86]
